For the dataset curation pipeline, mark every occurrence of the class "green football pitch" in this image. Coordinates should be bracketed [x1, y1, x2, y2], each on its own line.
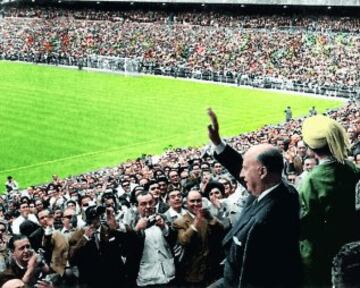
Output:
[0, 61, 343, 189]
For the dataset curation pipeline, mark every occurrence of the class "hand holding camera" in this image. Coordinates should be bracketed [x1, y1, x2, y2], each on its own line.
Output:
[135, 217, 148, 231]
[27, 251, 40, 272]
[106, 208, 118, 230]
[200, 208, 213, 221]
[155, 214, 166, 230]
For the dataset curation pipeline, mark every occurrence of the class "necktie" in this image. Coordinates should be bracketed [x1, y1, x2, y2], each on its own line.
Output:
[94, 231, 100, 250]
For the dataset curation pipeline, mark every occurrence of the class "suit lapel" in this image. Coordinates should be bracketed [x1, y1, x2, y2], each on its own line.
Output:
[223, 185, 283, 246]
[223, 196, 256, 245]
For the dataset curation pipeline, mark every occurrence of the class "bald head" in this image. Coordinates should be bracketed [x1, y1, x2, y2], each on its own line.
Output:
[2, 279, 25, 288]
[187, 190, 202, 215]
[240, 144, 283, 196]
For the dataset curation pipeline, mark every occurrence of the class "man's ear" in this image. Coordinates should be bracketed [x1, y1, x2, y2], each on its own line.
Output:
[259, 166, 268, 179]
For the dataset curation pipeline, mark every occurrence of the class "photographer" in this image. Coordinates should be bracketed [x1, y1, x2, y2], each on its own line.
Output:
[132, 191, 176, 287]
[173, 190, 224, 286]
[68, 204, 135, 288]
[0, 235, 50, 287]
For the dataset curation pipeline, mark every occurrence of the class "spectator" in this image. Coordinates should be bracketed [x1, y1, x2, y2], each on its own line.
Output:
[173, 190, 224, 286]
[284, 106, 293, 122]
[332, 241, 360, 288]
[5, 178, 18, 194]
[0, 235, 50, 287]
[1, 279, 25, 288]
[132, 191, 175, 287]
[11, 203, 39, 235]
[300, 115, 360, 286]
[68, 205, 133, 288]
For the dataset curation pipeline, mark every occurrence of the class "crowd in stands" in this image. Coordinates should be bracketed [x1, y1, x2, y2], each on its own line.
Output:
[1, 5, 360, 288]
[1, 7, 360, 94]
[0, 99, 358, 287]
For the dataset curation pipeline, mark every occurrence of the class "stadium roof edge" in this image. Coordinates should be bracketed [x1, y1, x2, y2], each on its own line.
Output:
[47, 0, 360, 7]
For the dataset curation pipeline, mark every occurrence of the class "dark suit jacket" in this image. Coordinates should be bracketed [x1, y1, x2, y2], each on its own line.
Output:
[68, 225, 137, 288]
[217, 145, 302, 288]
[157, 200, 170, 214]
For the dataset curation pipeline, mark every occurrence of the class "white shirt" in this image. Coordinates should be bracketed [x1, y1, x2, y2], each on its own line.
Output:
[167, 207, 186, 220]
[11, 214, 39, 235]
[257, 183, 280, 202]
[136, 225, 175, 286]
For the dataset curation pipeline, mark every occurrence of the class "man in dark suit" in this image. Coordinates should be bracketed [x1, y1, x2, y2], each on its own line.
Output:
[68, 205, 136, 288]
[207, 109, 302, 288]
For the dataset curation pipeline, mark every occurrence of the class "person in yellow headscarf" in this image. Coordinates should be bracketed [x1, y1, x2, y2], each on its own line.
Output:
[299, 115, 360, 286]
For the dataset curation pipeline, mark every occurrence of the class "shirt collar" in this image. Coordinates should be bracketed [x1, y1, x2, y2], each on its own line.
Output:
[15, 259, 25, 270]
[257, 183, 280, 202]
[169, 207, 186, 218]
[187, 211, 196, 219]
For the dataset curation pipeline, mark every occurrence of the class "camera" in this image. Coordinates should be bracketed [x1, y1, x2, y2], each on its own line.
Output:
[147, 214, 158, 227]
[85, 205, 106, 225]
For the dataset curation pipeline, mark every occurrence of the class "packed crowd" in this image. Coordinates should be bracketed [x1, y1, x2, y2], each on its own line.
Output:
[1, 7, 360, 91]
[0, 100, 359, 288]
[4, 7, 360, 32]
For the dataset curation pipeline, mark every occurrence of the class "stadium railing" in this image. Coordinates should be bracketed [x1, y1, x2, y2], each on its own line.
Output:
[1, 53, 358, 100]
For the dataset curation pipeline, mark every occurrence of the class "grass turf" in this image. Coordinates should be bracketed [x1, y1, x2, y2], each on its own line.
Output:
[0, 61, 343, 189]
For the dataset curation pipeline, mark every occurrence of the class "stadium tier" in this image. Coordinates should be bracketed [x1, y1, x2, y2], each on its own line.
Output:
[1, 5, 360, 98]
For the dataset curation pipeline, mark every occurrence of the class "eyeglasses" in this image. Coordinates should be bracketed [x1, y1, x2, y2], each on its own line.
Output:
[82, 203, 89, 207]
[63, 215, 73, 219]
[0, 229, 6, 232]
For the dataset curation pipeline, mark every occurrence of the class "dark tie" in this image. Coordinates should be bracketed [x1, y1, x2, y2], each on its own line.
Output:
[94, 231, 100, 250]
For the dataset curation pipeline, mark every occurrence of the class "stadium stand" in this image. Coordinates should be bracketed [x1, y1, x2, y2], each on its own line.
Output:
[1, 5, 360, 98]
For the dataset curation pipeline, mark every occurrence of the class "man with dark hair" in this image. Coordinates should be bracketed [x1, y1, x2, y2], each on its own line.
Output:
[11, 203, 39, 235]
[132, 192, 175, 287]
[168, 169, 181, 189]
[0, 235, 49, 287]
[5, 177, 18, 194]
[207, 108, 302, 288]
[68, 204, 134, 288]
[146, 180, 169, 214]
[34, 209, 68, 277]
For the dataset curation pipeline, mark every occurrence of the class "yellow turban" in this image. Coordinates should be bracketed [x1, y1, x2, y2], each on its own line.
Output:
[302, 115, 350, 164]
